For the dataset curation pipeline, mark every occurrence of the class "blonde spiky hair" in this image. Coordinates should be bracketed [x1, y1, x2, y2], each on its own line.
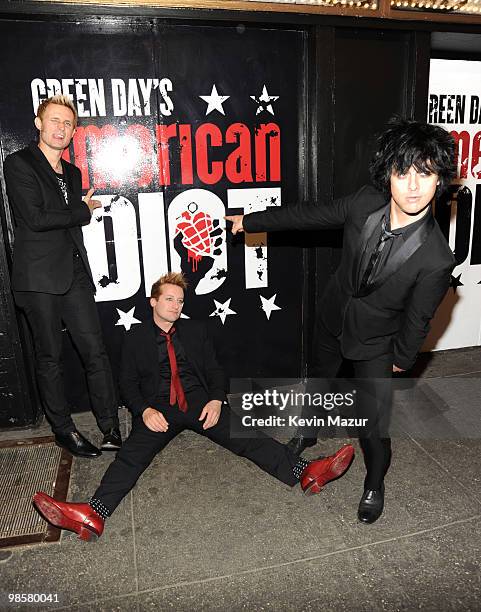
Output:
[36, 95, 78, 127]
[150, 272, 188, 299]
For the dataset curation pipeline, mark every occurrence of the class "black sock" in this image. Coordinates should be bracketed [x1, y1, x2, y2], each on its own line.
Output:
[292, 457, 309, 480]
[88, 497, 111, 519]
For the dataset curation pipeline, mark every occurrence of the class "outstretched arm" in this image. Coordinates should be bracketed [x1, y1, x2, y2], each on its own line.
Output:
[225, 186, 371, 235]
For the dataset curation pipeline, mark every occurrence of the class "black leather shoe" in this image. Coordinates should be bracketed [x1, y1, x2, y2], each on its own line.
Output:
[358, 483, 385, 524]
[286, 435, 317, 456]
[101, 427, 122, 451]
[55, 430, 101, 458]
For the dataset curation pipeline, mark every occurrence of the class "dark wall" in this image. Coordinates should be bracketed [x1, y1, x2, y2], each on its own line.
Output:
[306, 27, 430, 369]
[334, 29, 424, 196]
[0, 188, 41, 426]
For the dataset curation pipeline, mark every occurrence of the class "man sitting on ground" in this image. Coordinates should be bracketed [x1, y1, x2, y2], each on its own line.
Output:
[33, 272, 354, 540]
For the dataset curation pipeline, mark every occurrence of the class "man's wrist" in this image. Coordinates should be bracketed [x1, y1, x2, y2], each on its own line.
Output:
[209, 392, 227, 403]
[208, 398, 224, 406]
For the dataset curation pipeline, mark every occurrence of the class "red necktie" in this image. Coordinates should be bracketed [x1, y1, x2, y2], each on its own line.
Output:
[160, 327, 188, 412]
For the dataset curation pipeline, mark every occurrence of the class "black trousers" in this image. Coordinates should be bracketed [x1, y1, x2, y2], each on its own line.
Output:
[14, 254, 119, 435]
[304, 317, 392, 490]
[93, 402, 299, 514]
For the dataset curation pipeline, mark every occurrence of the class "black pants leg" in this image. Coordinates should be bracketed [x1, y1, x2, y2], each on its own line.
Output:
[14, 289, 71, 434]
[352, 355, 393, 490]
[310, 317, 344, 379]
[93, 415, 183, 513]
[60, 257, 118, 433]
[188, 404, 299, 487]
[92, 402, 299, 515]
[14, 257, 118, 435]
[307, 317, 392, 488]
[296, 318, 344, 439]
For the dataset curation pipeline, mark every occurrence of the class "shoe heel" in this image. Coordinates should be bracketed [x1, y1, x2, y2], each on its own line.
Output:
[77, 526, 98, 542]
[303, 480, 322, 496]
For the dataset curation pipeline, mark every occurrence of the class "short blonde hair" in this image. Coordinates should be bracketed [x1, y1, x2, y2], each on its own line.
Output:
[36, 95, 78, 126]
[151, 272, 187, 299]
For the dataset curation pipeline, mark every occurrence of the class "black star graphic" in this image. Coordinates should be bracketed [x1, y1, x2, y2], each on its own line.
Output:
[450, 273, 463, 292]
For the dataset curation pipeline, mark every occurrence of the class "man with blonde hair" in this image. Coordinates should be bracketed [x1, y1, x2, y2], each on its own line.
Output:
[32, 272, 354, 540]
[3, 95, 121, 457]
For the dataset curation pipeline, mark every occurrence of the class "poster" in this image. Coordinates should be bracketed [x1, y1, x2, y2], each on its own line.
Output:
[0, 21, 307, 405]
[426, 58, 481, 351]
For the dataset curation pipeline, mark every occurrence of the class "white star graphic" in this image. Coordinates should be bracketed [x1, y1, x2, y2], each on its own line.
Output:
[260, 294, 281, 320]
[209, 298, 237, 325]
[115, 307, 141, 331]
[199, 84, 230, 115]
[250, 85, 279, 116]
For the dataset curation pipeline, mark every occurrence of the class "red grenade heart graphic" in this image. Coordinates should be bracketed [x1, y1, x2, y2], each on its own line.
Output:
[176, 209, 214, 271]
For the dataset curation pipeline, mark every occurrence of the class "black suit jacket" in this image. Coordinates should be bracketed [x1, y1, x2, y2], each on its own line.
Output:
[119, 319, 227, 417]
[244, 185, 456, 370]
[3, 143, 93, 293]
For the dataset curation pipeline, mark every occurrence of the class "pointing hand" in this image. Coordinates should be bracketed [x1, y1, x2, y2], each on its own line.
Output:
[224, 215, 245, 235]
[84, 187, 101, 213]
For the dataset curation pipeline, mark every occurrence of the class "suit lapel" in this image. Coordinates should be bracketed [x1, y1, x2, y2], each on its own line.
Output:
[27, 143, 68, 208]
[61, 159, 74, 206]
[144, 324, 160, 378]
[353, 205, 385, 291]
[358, 214, 435, 297]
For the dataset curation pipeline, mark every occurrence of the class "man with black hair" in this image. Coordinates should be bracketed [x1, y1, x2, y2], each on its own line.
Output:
[226, 118, 456, 524]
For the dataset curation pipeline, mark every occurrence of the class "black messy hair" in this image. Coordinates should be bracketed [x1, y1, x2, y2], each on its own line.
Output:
[369, 117, 456, 199]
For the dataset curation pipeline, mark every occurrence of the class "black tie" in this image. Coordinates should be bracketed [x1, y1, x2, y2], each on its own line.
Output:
[359, 216, 398, 291]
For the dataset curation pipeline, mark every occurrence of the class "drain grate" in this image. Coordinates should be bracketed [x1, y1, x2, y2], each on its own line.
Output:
[0, 437, 72, 548]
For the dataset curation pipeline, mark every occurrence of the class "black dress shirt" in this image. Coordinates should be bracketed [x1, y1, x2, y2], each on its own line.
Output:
[152, 322, 207, 410]
[358, 204, 433, 293]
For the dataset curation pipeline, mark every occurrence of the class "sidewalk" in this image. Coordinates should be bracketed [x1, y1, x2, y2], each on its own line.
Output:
[1, 346, 480, 611]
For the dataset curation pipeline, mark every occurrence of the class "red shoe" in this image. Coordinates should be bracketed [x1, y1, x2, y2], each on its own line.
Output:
[32, 492, 104, 541]
[300, 444, 355, 495]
